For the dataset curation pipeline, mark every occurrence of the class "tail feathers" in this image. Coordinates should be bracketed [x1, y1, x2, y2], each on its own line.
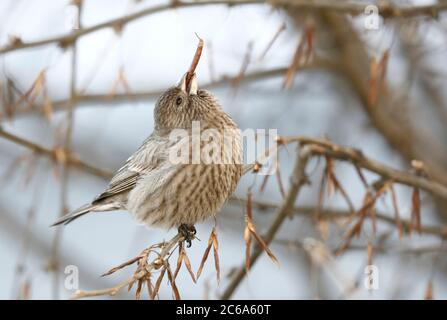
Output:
[51, 204, 93, 226]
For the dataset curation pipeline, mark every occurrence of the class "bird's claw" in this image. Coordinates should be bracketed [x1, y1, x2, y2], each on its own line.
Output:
[178, 224, 196, 248]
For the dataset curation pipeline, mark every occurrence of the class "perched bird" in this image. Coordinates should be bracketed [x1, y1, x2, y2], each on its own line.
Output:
[52, 73, 243, 241]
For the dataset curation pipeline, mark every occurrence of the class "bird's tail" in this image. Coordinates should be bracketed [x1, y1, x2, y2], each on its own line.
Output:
[51, 203, 94, 226]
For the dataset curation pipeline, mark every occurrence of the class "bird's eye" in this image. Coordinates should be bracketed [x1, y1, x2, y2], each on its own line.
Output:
[176, 97, 183, 106]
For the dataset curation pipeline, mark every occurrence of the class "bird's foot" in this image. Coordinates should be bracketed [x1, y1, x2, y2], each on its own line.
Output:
[178, 224, 197, 248]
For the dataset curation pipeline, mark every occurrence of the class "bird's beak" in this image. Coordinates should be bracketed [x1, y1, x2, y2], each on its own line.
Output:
[177, 73, 198, 95]
[189, 74, 198, 95]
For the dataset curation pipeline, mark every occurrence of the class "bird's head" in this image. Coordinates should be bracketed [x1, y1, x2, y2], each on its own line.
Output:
[154, 73, 230, 132]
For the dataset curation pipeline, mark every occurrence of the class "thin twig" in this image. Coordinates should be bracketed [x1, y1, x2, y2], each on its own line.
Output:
[227, 197, 447, 238]
[259, 22, 286, 61]
[185, 34, 204, 90]
[221, 145, 312, 299]
[73, 233, 185, 299]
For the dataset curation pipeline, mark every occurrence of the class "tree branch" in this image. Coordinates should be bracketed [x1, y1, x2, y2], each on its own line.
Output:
[3, 129, 447, 202]
[272, 0, 447, 18]
[221, 144, 312, 299]
[0, 0, 263, 55]
[228, 197, 447, 238]
[286, 137, 447, 200]
[0, 127, 112, 179]
[1, 1, 445, 55]
[319, 12, 447, 183]
[73, 233, 185, 299]
[222, 135, 447, 298]
[5, 60, 337, 118]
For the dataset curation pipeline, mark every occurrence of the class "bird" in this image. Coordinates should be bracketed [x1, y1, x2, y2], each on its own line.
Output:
[52, 73, 243, 242]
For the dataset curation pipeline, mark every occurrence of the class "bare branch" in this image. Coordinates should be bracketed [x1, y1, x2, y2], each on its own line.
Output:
[0, 128, 112, 179]
[227, 197, 447, 238]
[0, 1, 263, 55]
[10, 62, 333, 117]
[1, 1, 444, 55]
[221, 144, 312, 299]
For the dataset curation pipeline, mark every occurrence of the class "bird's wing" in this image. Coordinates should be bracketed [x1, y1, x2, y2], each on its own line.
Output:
[93, 134, 171, 203]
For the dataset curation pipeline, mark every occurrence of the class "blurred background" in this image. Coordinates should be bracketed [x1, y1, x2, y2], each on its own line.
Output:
[1, 0, 447, 300]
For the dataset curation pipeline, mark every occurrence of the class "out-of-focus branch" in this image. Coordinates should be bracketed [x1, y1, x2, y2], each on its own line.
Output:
[0, 127, 112, 179]
[272, 0, 447, 17]
[0, 204, 125, 298]
[316, 11, 447, 228]
[0, 0, 263, 55]
[319, 13, 447, 184]
[50, 0, 84, 299]
[228, 197, 447, 238]
[1, 0, 445, 55]
[274, 239, 447, 256]
[6, 60, 337, 117]
[398, 24, 447, 139]
[259, 22, 286, 60]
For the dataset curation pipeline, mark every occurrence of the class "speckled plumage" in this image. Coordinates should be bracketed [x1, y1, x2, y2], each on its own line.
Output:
[52, 74, 242, 229]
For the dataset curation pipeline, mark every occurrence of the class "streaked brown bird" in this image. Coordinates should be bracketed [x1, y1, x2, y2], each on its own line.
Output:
[52, 73, 243, 241]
